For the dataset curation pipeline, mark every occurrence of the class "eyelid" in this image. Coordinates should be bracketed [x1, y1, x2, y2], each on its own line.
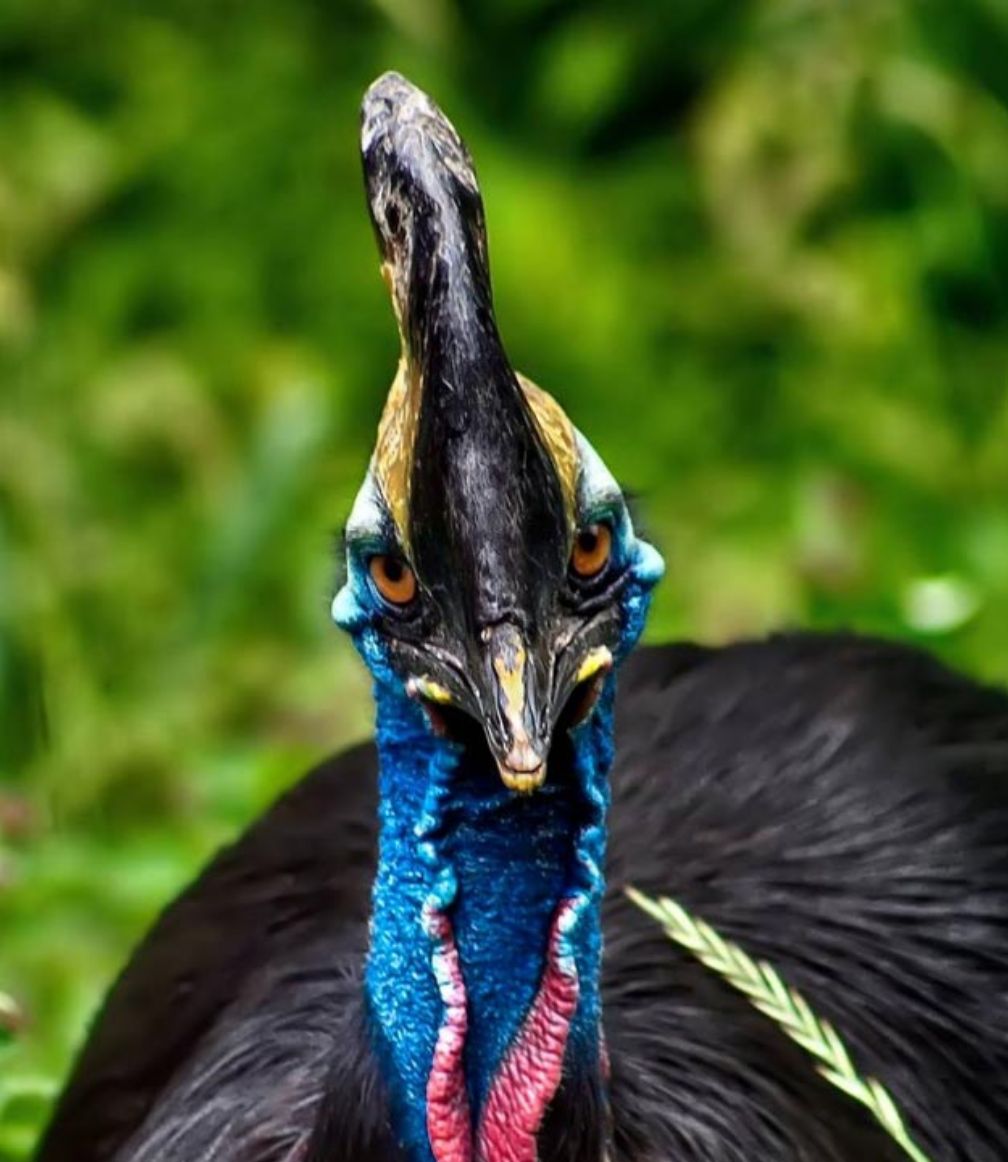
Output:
[562, 560, 629, 612]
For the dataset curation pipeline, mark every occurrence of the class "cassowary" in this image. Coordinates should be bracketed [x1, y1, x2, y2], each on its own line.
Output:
[36, 73, 1008, 1162]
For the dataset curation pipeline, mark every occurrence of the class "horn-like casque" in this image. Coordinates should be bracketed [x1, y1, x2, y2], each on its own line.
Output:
[360, 72, 571, 632]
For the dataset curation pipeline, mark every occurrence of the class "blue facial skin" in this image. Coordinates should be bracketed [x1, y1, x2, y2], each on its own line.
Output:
[333, 515, 663, 1160]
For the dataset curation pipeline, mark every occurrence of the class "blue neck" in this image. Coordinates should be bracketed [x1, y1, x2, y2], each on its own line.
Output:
[362, 649, 613, 1161]
[334, 536, 663, 1160]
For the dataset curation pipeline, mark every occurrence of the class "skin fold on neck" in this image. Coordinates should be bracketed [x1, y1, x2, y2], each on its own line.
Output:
[364, 666, 616, 1162]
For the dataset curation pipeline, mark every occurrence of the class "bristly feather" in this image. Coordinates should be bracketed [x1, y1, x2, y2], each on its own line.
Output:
[626, 889, 932, 1162]
[331, 529, 350, 593]
[37, 632, 1008, 1162]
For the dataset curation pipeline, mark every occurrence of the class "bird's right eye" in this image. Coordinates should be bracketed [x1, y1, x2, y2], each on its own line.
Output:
[369, 554, 417, 606]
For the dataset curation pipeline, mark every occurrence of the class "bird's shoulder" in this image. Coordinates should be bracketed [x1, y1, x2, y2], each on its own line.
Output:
[603, 632, 1008, 1160]
[35, 742, 396, 1162]
[611, 630, 1008, 835]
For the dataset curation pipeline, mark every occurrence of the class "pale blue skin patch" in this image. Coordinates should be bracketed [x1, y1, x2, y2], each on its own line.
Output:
[331, 468, 398, 637]
[573, 427, 665, 651]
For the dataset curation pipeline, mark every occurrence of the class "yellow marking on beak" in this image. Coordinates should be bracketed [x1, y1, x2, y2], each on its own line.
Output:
[576, 645, 613, 686]
[490, 629, 547, 793]
[516, 374, 578, 527]
[406, 676, 453, 704]
[492, 636, 527, 727]
[380, 261, 398, 329]
[369, 366, 579, 557]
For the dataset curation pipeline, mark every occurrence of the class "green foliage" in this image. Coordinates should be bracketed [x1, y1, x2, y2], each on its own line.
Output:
[2, 0, 1008, 1154]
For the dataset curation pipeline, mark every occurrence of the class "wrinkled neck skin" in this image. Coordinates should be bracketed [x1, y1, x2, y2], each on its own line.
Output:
[350, 586, 653, 1162]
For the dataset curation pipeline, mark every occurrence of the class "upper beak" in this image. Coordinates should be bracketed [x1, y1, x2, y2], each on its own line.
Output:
[482, 623, 549, 793]
[480, 623, 613, 794]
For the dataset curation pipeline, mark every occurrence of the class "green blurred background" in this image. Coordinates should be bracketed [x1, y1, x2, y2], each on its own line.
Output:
[2, 0, 1008, 1153]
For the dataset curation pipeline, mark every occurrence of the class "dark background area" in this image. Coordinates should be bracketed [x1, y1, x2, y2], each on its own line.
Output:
[2, 0, 1008, 1153]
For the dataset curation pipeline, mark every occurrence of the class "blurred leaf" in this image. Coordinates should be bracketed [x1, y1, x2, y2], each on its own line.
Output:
[3, 0, 1008, 1153]
[902, 575, 981, 634]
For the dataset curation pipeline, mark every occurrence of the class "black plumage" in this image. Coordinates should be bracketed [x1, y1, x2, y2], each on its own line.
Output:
[37, 633, 1008, 1161]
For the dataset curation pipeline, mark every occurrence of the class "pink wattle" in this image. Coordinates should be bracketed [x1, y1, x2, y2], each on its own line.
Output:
[474, 899, 581, 1162]
[425, 907, 473, 1162]
[423, 900, 582, 1162]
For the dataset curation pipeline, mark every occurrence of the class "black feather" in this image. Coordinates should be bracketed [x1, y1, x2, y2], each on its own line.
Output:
[36, 634, 1008, 1161]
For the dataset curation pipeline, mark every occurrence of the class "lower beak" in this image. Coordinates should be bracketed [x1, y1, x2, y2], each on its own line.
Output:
[495, 746, 546, 795]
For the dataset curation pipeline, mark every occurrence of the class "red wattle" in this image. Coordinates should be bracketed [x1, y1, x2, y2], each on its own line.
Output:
[474, 900, 581, 1162]
[425, 908, 473, 1162]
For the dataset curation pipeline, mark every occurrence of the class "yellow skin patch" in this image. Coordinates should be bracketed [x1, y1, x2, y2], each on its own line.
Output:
[576, 646, 613, 686]
[407, 676, 453, 705]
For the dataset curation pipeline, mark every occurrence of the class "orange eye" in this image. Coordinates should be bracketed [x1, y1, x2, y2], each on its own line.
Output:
[571, 523, 612, 579]
[369, 554, 417, 605]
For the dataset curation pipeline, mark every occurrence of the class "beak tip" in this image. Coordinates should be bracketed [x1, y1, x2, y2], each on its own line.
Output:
[497, 753, 547, 795]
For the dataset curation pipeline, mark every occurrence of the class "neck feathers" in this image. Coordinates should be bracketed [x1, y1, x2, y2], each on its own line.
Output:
[365, 682, 614, 1162]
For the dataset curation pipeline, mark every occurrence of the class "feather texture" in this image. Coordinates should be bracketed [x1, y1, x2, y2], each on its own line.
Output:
[36, 633, 1008, 1161]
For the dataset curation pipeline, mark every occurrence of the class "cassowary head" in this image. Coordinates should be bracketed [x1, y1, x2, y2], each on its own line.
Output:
[333, 73, 663, 791]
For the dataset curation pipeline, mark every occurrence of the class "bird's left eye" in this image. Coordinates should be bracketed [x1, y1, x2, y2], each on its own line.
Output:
[570, 522, 612, 579]
[369, 554, 417, 605]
